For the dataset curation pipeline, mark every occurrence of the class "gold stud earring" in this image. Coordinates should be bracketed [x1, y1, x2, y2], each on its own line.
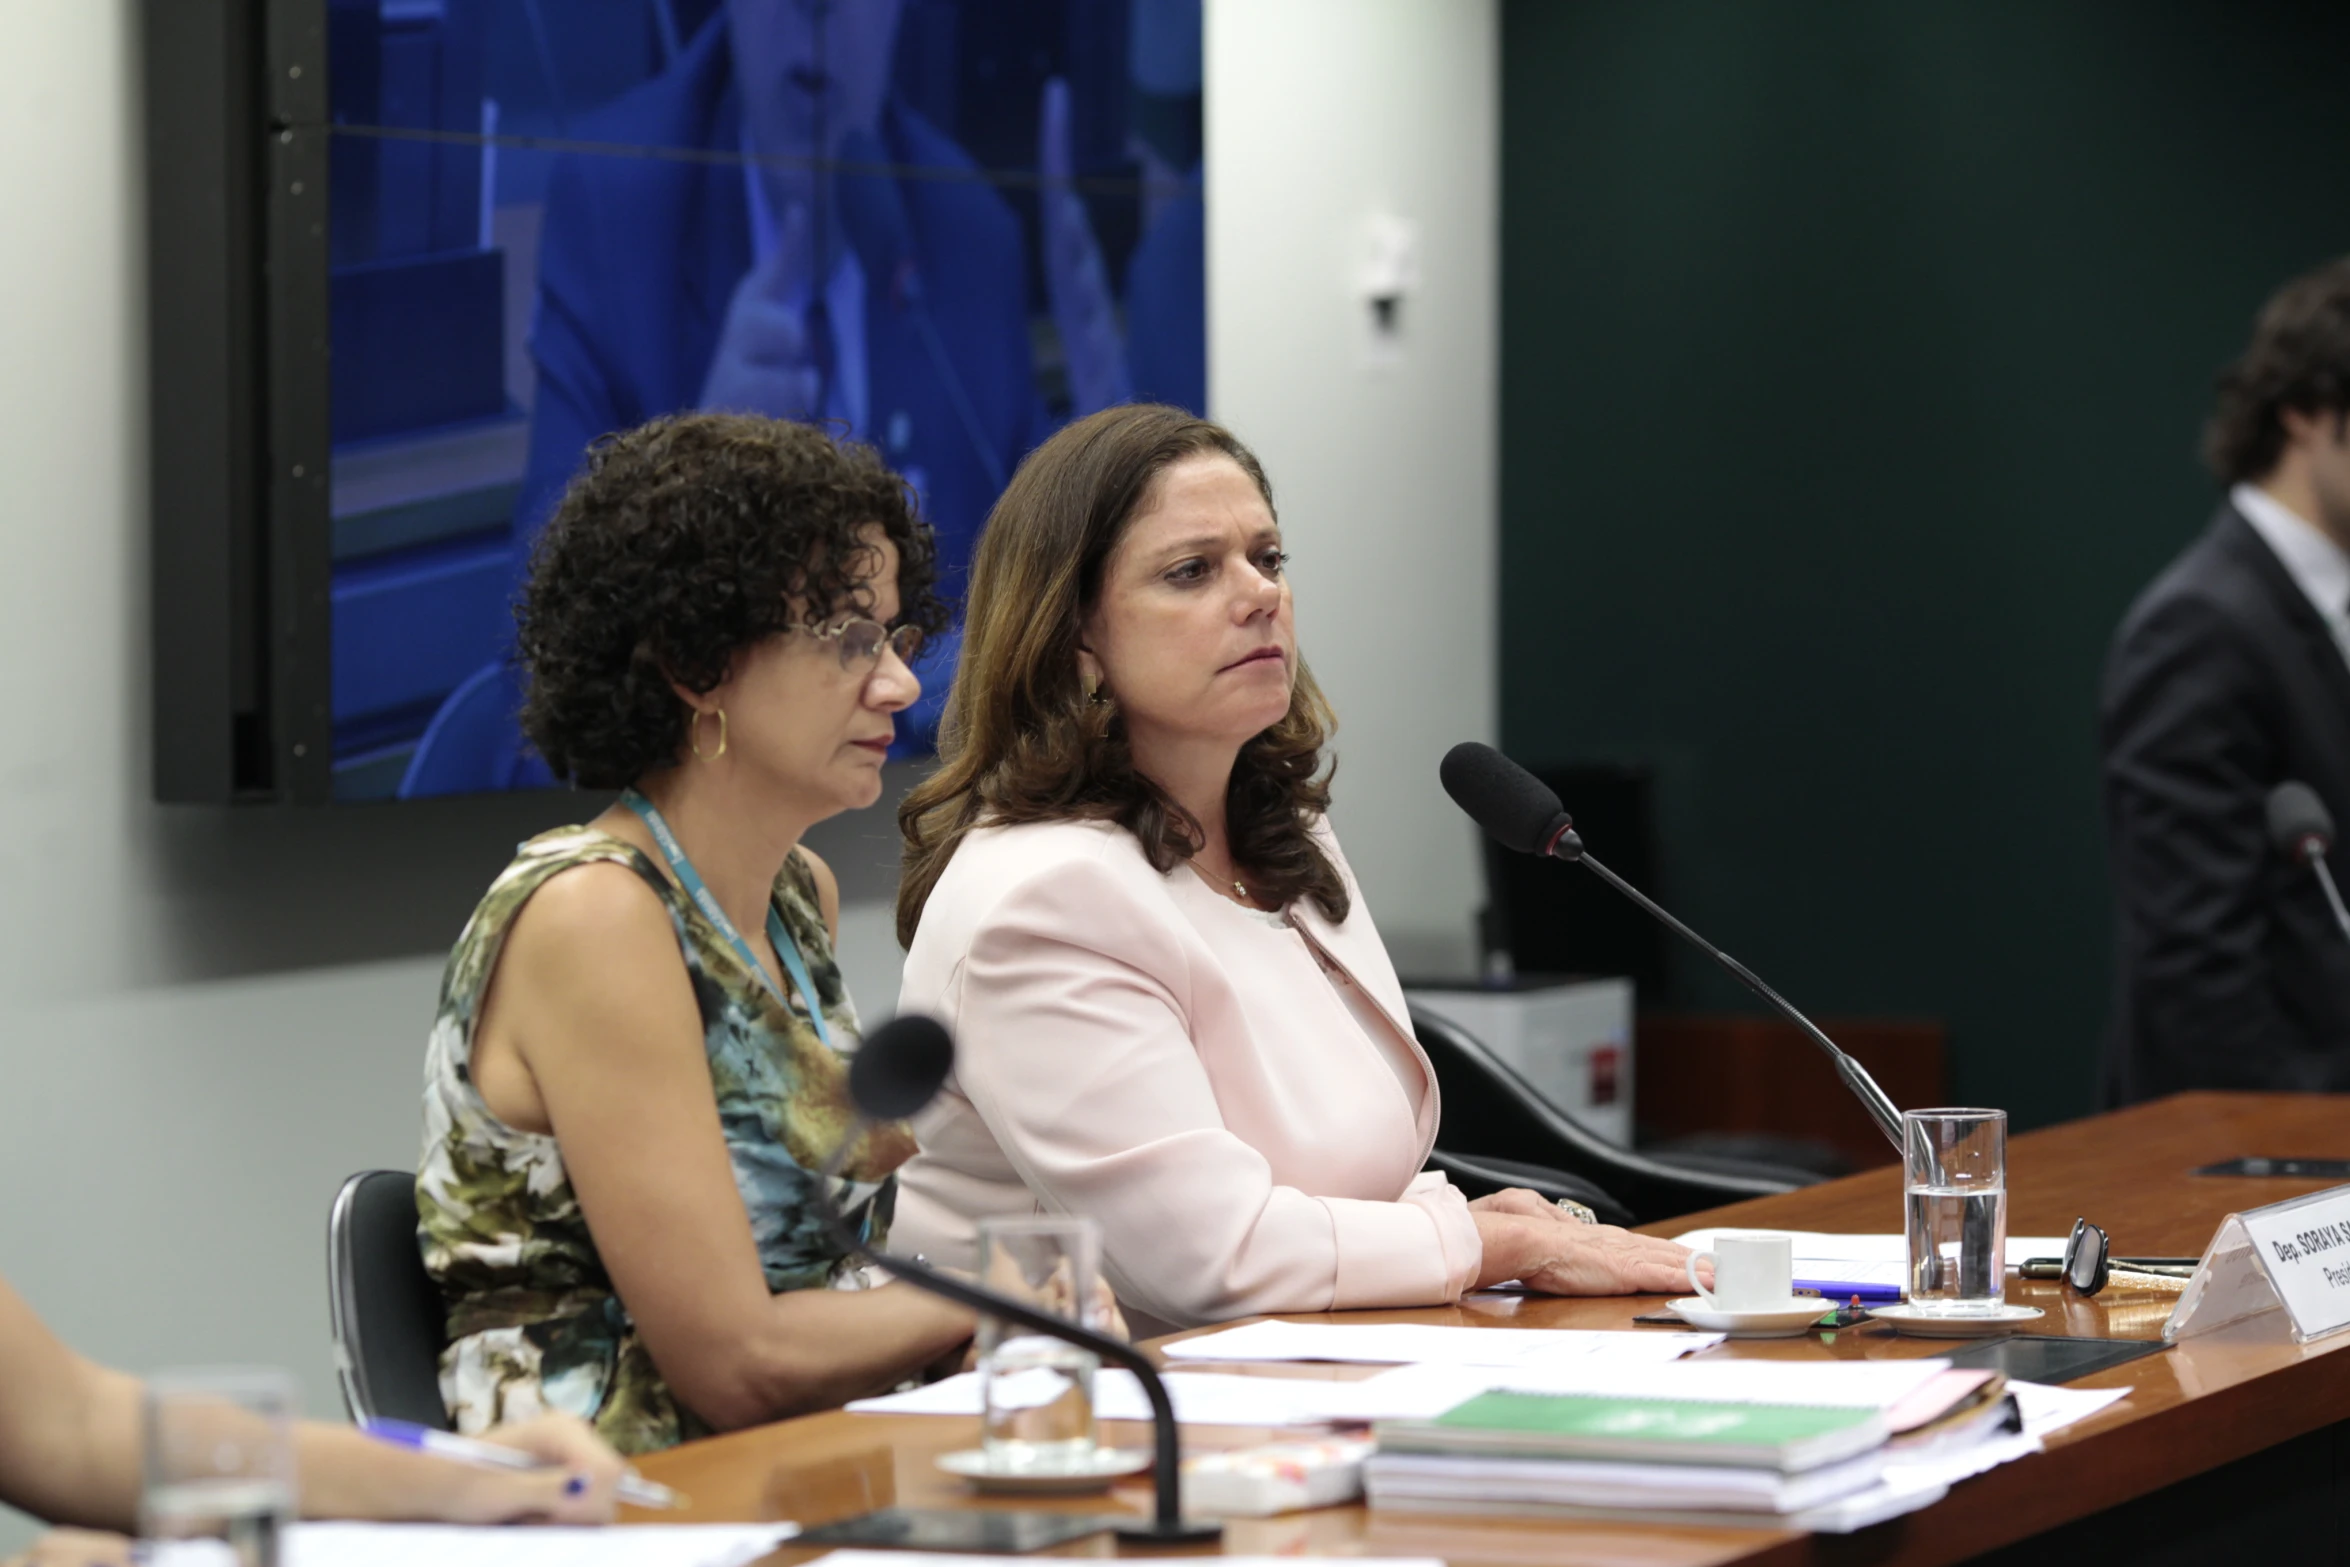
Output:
[690, 707, 728, 761]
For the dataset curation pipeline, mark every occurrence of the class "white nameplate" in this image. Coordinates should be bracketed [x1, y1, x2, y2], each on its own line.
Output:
[2165, 1183, 2350, 1346]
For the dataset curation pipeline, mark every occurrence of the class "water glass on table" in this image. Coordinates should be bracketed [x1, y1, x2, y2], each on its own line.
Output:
[1904, 1108, 2009, 1314]
[140, 1367, 297, 1567]
[976, 1215, 1103, 1474]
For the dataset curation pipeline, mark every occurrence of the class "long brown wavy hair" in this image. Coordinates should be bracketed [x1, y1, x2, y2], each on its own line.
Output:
[897, 404, 1348, 945]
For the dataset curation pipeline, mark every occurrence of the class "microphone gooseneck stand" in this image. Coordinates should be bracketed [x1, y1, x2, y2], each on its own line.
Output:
[2309, 856, 2350, 945]
[2267, 781, 2350, 944]
[1439, 741, 1907, 1156]
[813, 1132, 1221, 1545]
[1545, 824, 1906, 1154]
[2284, 830, 2350, 945]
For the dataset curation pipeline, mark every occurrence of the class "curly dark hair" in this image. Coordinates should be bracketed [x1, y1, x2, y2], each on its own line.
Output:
[517, 412, 949, 789]
[897, 404, 1348, 945]
[2205, 257, 2350, 484]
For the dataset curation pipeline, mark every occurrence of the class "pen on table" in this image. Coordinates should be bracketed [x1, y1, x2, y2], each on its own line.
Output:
[360, 1417, 685, 1509]
[1793, 1278, 1905, 1305]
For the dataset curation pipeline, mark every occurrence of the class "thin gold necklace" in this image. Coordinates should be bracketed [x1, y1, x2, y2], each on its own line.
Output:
[1194, 858, 1254, 907]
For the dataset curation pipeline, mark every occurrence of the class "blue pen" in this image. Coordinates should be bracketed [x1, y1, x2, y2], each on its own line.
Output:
[1793, 1278, 1905, 1304]
[361, 1417, 684, 1509]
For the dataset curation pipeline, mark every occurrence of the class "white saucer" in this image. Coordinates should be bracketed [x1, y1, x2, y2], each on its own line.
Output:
[1867, 1302, 2044, 1337]
[935, 1447, 1151, 1495]
[1666, 1297, 1834, 1337]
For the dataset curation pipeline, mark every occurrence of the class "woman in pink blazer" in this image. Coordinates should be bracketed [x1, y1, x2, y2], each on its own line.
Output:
[892, 405, 1697, 1332]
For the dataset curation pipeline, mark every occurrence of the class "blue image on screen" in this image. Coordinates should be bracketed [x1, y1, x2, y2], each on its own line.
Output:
[324, 0, 1205, 801]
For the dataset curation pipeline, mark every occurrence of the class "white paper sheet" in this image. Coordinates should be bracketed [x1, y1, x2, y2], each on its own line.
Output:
[1792, 1377, 2131, 1528]
[1675, 1226, 2074, 1286]
[1315, 1353, 1958, 1424]
[2010, 1379, 2130, 1438]
[155, 1523, 798, 1567]
[1788, 1471, 1952, 1532]
[846, 1368, 1360, 1427]
[1816, 1380, 2117, 1512]
[1162, 1320, 1723, 1368]
[812, 1555, 1441, 1567]
[845, 1346, 2125, 1441]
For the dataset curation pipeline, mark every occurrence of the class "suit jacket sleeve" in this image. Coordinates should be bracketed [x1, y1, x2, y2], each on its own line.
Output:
[943, 856, 1481, 1327]
[2103, 590, 2317, 1089]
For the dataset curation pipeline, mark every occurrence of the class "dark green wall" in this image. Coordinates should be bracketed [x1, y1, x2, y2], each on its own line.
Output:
[1500, 2, 2350, 1129]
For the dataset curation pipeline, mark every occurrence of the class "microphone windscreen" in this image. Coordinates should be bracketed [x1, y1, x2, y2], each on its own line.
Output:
[835, 128, 919, 298]
[2268, 780, 2336, 861]
[848, 1013, 955, 1121]
[1440, 741, 1568, 855]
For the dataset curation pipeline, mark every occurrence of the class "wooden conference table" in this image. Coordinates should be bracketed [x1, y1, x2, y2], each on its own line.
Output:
[630, 1093, 2350, 1566]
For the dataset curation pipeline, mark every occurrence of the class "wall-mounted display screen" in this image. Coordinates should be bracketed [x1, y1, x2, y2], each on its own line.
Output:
[321, 0, 1204, 800]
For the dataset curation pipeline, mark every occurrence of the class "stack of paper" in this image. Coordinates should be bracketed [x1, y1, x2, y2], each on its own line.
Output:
[1367, 1380, 1919, 1528]
[1362, 1359, 2129, 1533]
[1324, 1353, 1956, 1424]
[1369, 1446, 1912, 1525]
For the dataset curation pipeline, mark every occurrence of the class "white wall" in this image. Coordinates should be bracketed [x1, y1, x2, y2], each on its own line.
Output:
[0, 0, 1493, 1547]
[1207, 0, 1500, 977]
[0, 6, 535, 1547]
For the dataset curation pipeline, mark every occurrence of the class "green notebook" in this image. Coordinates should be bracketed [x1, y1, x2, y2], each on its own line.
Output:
[1375, 1390, 1888, 1474]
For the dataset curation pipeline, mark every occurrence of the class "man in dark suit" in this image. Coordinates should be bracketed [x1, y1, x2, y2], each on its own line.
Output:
[2103, 258, 2350, 1100]
[514, 2, 1040, 746]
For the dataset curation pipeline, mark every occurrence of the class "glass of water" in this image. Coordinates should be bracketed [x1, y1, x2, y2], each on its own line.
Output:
[976, 1215, 1102, 1474]
[141, 1367, 296, 1567]
[1904, 1108, 2009, 1315]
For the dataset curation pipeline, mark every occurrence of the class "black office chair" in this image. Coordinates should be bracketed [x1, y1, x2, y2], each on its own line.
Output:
[1425, 1148, 1635, 1228]
[327, 1170, 452, 1428]
[1409, 1001, 1821, 1227]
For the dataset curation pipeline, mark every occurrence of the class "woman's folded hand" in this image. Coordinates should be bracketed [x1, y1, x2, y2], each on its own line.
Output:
[1468, 1186, 1591, 1225]
[1471, 1210, 1710, 1297]
[1518, 1225, 1706, 1297]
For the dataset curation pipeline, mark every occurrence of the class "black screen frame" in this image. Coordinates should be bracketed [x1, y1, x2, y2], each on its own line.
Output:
[147, 0, 333, 804]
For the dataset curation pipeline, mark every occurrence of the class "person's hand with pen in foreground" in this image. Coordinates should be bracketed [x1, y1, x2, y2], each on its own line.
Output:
[0, 1273, 630, 1567]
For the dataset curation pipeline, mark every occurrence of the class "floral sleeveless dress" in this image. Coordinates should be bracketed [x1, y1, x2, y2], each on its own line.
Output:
[416, 826, 914, 1454]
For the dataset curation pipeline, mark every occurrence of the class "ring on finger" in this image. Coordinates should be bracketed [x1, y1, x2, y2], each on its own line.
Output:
[1553, 1197, 1598, 1225]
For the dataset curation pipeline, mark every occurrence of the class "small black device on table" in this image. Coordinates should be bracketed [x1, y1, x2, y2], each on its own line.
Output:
[1939, 1334, 2166, 1385]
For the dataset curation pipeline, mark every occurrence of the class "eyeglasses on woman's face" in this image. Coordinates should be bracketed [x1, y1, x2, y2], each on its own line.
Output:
[808, 616, 924, 674]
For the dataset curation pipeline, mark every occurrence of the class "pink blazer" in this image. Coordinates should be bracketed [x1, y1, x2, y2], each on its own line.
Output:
[893, 817, 1482, 1331]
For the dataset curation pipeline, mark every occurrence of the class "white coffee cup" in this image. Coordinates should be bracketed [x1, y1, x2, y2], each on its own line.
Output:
[1687, 1233, 1795, 1312]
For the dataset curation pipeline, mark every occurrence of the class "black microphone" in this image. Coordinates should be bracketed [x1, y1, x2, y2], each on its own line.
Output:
[2268, 780, 2350, 945]
[1441, 742, 1905, 1152]
[834, 131, 1008, 492]
[813, 1015, 1219, 1545]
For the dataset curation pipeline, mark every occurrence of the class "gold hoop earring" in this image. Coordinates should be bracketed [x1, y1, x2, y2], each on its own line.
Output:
[690, 707, 728, 761]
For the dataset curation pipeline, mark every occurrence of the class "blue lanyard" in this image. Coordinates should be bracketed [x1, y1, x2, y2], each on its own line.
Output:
[620, 789, 834, 1047]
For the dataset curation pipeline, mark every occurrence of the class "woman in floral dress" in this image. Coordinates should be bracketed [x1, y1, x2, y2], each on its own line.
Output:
[417, 413, 975, 1453]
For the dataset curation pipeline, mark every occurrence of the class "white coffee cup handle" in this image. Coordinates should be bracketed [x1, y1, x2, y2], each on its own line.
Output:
[1688, 1249, 1718, 1306]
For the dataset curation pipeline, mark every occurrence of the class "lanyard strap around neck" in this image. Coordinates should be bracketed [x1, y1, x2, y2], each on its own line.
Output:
[620, 789, 833, 1047]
